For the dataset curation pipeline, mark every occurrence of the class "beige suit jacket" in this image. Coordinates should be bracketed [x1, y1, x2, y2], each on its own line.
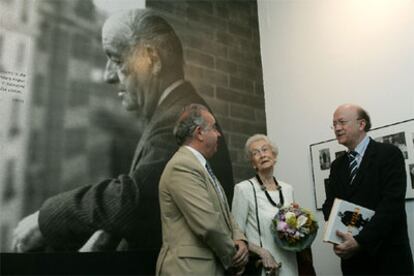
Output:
[156, 146, 245, 275]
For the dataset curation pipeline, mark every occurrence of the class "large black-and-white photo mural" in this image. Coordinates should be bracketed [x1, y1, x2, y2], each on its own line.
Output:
[0, 0, 266, 271]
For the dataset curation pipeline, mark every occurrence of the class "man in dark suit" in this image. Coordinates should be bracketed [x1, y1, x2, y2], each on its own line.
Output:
[11, 9, 234, 271]
[322, 103, 413, 275]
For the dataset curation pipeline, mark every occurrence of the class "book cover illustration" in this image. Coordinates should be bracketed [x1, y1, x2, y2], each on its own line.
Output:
[323, 198, 375, 244]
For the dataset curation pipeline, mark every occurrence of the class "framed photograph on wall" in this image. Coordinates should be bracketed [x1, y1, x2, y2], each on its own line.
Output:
[310, 119, 414, 209]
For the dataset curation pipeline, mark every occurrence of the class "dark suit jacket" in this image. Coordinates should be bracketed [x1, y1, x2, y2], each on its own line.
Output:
[38, 81, 234, 253]
[322, 139, 413, 275]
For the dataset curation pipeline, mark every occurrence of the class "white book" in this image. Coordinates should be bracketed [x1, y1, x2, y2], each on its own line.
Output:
[323, 198, 375, 244]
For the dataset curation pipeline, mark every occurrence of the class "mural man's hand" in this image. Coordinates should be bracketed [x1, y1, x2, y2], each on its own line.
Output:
[79, 229, 120, 252]
[12, 211, 45, 252]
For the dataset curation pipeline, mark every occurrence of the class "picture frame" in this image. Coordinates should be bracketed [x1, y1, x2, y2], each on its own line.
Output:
[310, 119, 414, 209]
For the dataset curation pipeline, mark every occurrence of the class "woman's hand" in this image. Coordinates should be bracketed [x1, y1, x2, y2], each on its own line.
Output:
[259, 248, 281, 276]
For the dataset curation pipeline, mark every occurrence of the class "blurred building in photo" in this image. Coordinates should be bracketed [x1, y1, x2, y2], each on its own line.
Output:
[0, 0, 138, 252]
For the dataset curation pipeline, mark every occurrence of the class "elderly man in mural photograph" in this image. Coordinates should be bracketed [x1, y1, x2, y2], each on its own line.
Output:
[11, 8, 234, 272]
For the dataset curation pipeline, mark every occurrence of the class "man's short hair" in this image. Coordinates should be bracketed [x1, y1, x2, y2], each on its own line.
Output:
[357, 107, 371, 131]
[119, 9, 184, 73]
[174, 104, 209, 146]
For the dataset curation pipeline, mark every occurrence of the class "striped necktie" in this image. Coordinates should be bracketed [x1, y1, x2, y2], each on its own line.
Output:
[348, 151, 358, 184]
[205, 162, 232, 230]
[205, 162, 226, 202]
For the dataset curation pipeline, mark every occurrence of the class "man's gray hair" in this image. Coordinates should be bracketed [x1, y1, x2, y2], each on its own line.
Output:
[104, 9, 183, 74]
[244, 134, 279, 160]
[174, 104, 209, 146]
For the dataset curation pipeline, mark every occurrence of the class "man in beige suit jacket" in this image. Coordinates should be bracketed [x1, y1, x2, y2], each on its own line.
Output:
[156, 104, 248, 275]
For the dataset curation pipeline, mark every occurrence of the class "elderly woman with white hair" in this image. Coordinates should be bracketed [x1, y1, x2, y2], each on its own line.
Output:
[232, 134, 298, 276]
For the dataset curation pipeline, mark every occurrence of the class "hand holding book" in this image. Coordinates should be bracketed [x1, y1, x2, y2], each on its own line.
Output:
[323, 198, 375, 244]
[333, 231, 361, 259]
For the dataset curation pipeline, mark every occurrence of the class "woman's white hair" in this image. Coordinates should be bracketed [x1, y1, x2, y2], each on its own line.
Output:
[244, 134, 278, 160]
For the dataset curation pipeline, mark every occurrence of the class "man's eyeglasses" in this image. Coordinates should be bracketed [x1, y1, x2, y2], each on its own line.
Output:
[202, 123, 218, 132]
[330, 119, 363, 129]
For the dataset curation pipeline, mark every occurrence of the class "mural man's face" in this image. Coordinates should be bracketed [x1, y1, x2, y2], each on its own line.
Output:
[101, 17, 162, 117]
[102, 34, 153, 112]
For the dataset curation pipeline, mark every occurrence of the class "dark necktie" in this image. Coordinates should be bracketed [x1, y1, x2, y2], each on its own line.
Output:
[205, 162, 226, 202]
[348, 151, 358, 184]
[205, 162, 233, 230]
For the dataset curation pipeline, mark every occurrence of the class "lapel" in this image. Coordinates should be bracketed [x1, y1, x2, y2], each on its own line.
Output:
[180, 147, 233, 232]
[129, 82, 189, 174]
[129, 127, 149, 175]
[212, 178, 233, 232]
[336, 155, 353, 197]
[348, 138, 377, 196]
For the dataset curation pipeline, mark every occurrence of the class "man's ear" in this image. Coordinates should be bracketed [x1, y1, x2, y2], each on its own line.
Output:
[359, 119, 367, 131]
[194, 125, 204, 141]
[145, 45, 161, 75]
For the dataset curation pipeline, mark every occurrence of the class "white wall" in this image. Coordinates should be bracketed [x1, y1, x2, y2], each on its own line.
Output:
[257, 1, 414, 275]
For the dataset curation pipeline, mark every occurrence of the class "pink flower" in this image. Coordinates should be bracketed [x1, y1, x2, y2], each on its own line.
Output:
[277, 221, 288, 231]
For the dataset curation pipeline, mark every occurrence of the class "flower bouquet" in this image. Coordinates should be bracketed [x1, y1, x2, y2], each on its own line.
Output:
[271, 203, 318, 252]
